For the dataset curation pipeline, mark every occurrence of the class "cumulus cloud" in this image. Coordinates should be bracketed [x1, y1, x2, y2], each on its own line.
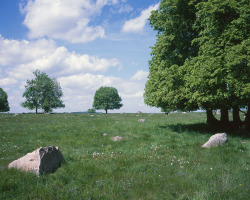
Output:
[0, 78, 18, 86]
[20, 0, 118, 43]
[121, 3, 159, 33]
[130, 70, 148, 81]
[0, 36, 121, 81]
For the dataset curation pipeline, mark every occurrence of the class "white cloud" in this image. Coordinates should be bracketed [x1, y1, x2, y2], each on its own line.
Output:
[118, 4, 133, 13]
[110, 3, 133, 14]
[130, 70, 148, 81]
[0, 36, 121, 80]
[122, 3, 159, 33]
[0, 36, 56, 67]
[0, 78, 18, 86]
[20, 0, 118, 43]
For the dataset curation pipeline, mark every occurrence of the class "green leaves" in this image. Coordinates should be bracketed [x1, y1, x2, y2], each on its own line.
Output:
[145, 0, 199, 112]
[0, 88, 10, 112]
[21, 70, 65, 113]
[145, 0, 249, 117]
[93, 87, 123, 114]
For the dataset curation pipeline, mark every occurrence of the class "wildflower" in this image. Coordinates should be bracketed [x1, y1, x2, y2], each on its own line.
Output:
[210, 168, 213, 170]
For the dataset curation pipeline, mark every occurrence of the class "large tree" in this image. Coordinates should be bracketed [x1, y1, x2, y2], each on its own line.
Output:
[93, 86, 123, 114]
[22, 70, 65, 113]
[0, 88, 10, 112]
[144, 0, 200, 112]
[145, 0, 249, 129]
[186, 0, 250, 127]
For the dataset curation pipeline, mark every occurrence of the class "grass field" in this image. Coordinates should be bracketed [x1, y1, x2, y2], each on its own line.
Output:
[0, 112, 249, 199]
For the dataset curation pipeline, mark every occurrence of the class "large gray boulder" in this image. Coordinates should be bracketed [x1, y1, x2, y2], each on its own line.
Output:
[202, 133, 227, 148]
[8, 146, 64, 176]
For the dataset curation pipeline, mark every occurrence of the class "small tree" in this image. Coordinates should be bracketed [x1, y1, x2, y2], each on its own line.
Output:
[22, 70, 65, 113]
[87, 108, 96, 113]
[0, 88, 10, 112]
[93, 86, 123, 114]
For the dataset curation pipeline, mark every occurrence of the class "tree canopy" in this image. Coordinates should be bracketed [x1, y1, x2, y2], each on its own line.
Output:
[144, 0, 250, 130]
[93, 86, 123, 114]
[0, 88, 10, 112]
[21, 70, 65, 113]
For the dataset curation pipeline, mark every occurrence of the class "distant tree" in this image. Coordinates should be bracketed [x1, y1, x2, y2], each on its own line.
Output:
[0, 88, 10, 112]
[93, 86, 123, 114]
[87, 108, 96, 113]
[21, 70, 65, 113]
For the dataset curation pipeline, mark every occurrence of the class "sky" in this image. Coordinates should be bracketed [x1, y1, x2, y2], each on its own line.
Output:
[0, 0, 162, 113]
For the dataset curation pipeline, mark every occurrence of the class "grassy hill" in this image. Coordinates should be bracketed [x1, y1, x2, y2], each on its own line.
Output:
[0, 113, 249, 199]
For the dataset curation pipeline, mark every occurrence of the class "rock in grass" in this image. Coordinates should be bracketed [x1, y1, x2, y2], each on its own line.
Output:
[138, 119, 146, 123]
[112, 136, 124, 142]
[8, 146, 64, 176]
[202, 133, 227, 148]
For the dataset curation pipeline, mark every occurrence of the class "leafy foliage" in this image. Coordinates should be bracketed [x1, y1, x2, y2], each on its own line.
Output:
[144, 0, 200, 112]
[186, 0, 250, 110]
[145, 0, 250, 129]
[93, 86, 123, 113]
[87, 108, 96, 113]
[21, 70, 65, 113]
[0, 88, 10, 112]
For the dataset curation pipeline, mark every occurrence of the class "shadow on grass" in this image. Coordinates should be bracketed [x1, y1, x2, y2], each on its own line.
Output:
[160, 123, 250, 138]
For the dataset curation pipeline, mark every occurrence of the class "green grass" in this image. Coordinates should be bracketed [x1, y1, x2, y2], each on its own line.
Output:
[0, 112, 249, 199]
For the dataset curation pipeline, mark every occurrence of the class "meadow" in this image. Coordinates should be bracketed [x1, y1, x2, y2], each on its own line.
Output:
[0, 112, 249, 200]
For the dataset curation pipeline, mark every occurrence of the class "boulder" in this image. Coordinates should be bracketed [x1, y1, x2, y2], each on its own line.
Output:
[8, 146, 64, 176]
[202, 133, 227, 148]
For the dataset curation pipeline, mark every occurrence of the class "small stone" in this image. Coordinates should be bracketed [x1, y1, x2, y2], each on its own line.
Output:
[138, 119, 146, 123]
[103, 133, 108, 136]
[111, 136, 124, 142]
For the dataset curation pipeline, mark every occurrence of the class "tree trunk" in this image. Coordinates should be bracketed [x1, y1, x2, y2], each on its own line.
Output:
[105, 109, 108, 114]
[206, 109, 219, 126]
[245, 103, 250, 131]
[220, 107, 229, 126]
[36, 107, 38, 114]
[232, 105, 242, 128]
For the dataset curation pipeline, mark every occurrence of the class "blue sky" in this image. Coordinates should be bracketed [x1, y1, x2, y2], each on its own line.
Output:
[0, 0, 161, 113]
